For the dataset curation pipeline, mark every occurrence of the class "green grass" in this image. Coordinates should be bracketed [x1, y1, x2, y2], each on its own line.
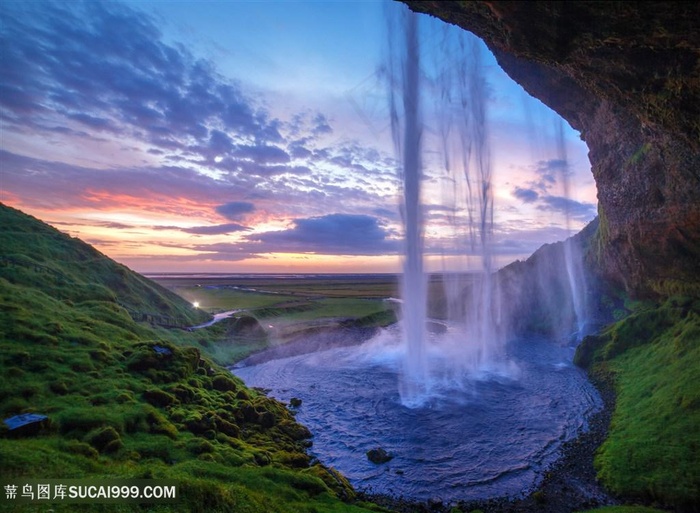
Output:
[163, 285, 299, 312]
[255, 297, 390, 322]
[0, 203, 382, 513]
[154, 275, 399, 303]
[151, 275, 399, 365]
[153, 277, 398, 323]
[0, 206, 209, 329]
[575, 296, 700, 510]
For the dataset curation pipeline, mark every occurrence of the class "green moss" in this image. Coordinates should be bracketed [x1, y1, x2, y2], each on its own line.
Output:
[84, 426, 123, 453]
[143, 388, 179, 407]
[211, 373, 239, 392]
[0, 203, 380, 513]
[648, 278, 700, 298]
[576, 297, 700, 510]
[61, 439, 99, 459]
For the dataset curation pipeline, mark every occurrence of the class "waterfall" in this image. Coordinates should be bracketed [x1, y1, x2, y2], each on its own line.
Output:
[389, 10, 429, 405]
[387, 9, 507, 407]
[386, 6, 588, 407]
[555, 119, 589, 340]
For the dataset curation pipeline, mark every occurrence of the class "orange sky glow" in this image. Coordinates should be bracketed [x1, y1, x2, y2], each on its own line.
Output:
[0, 0, 597, 275]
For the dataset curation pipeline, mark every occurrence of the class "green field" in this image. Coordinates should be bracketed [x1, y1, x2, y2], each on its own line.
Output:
[152, 275, 399, 306]
[150, 275, 401, 365]
[0, 204, 385, 513]
[152, 273, 469, 326]
[154, 277, 396, 321]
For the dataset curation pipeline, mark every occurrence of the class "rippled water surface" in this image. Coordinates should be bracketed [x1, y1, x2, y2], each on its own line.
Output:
[233, 329, 600, 502]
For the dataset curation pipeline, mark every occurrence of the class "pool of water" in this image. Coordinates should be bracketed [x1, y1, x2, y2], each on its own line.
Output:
[233, 327, 601, 502]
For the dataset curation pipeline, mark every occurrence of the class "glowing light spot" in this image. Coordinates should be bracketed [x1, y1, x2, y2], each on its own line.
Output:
[193, 301, 200, 308]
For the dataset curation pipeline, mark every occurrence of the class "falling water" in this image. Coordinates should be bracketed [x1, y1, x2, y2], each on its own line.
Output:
[554, 119, 589, 340]
[234, 6, 602, 499]
[392, 12, 428, 404]
[387, 10, 509, 407]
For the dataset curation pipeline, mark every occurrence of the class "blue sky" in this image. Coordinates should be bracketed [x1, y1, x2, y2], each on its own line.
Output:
[0, 0, 596, 273]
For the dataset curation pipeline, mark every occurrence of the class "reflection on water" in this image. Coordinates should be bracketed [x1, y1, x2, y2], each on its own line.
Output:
[234, 327, 601, 502]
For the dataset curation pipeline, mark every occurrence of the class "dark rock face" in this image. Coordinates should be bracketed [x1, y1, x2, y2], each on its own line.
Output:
[496, 221, 597, 340]
[404, 1, 700, 298]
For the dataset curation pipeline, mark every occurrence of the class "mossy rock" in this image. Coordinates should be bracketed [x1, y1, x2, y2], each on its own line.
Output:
[238, 402, 258, 423]
[126, 347, 169, 373]
[168, 384, 196, 403]
[62, 440, 99, 459]
[274, 450, 310, 468]
[89, 349, 111, 363]
[277, 419, 312, 441]
[85, 426, 122, 453]
[115, 391, 135, 404]
[185, 437, 215, 455]
[303, 464, 356, 501]
[285, 471, 328, 497]
[145, 408, 178, 439]
[143, 388, 178, 407]
[574, 333, 608, 368]
[184, 412, 217, 437]
[6, 366, 25, 379]
[257, 411, 276, 429]
[213, 416, 240, 438]
[197, 452, 224, 463]
[70, 360, 94, 373]
[49, 381, 69, 395]
[211, 374, 238, 392]
[253, 451, 272, 466]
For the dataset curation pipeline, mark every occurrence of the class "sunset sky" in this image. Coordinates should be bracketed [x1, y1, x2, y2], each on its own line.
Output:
[0, 0, 597, 274]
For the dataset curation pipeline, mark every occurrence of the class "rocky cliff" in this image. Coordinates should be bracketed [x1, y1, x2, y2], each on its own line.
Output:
[404, 1, 700, 298]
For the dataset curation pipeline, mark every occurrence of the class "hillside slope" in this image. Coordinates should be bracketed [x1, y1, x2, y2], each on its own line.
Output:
[574, 297, 700, 511]
[0, 203, 380, 513]
[0, 204, 210, 328]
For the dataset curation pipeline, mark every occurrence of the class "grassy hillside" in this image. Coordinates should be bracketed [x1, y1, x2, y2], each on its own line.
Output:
[575, 296, 700, 511]
[0, 203, 383, 513]
[0, 205, 210, 328]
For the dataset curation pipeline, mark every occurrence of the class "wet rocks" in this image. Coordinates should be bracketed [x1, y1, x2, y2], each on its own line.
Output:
[367, 447, 393, 464]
